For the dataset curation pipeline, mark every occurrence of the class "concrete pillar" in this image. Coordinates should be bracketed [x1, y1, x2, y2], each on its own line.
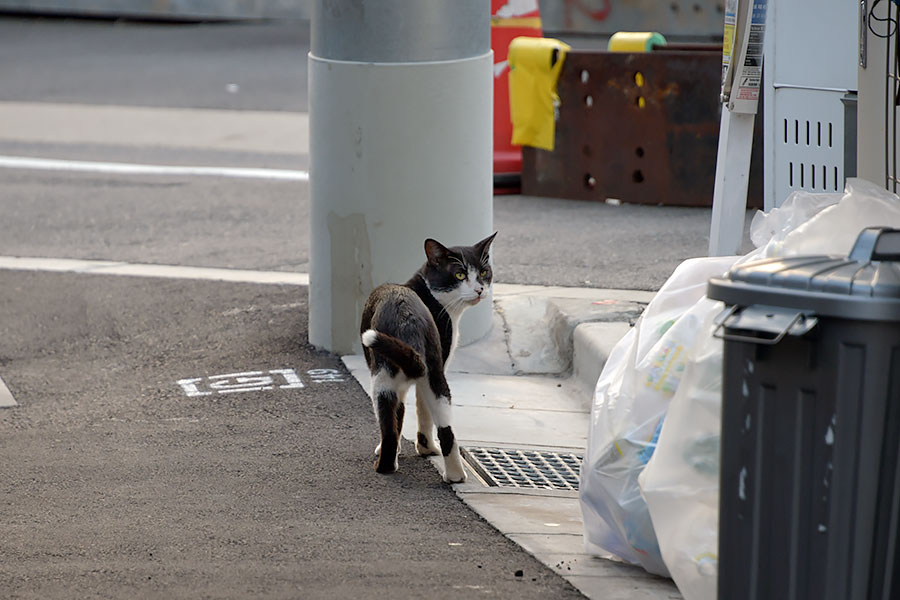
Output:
[308, 0, 493, 355]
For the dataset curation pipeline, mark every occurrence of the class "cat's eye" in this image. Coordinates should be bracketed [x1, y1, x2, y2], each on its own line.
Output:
[479, 270, 488, 278]
[455, 272, 466, 280]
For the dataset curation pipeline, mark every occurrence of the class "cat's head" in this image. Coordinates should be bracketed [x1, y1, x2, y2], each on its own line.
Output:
[421, 233, 497, 315]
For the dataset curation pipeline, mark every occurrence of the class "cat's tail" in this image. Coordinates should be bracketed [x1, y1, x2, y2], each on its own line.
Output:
[361, 329, 427, 379]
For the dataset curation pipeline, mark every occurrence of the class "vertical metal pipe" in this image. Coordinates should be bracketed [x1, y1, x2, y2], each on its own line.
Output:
[308, 0, 493, 354]
[892, 3, 898, 192]
[887, 2, 893, 190]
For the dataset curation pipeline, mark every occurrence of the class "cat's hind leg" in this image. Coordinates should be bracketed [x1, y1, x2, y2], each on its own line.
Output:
[418, 371, 467, 483]
[371, 370, 405, 474]
[414, 383, 440, 456]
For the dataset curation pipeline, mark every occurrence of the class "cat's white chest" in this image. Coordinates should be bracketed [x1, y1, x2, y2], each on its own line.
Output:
[445, 314, 461, 368]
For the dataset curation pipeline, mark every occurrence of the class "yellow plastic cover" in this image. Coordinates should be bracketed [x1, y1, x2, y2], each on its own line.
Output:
[508, 36, 571, 151]
[607, 31, 668, 53]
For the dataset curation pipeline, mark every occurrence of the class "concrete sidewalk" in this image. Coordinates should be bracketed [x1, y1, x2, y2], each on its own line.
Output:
[343, 283, 683, 600]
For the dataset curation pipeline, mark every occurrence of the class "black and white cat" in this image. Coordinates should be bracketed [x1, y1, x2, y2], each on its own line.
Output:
[359, 233, 497, 483]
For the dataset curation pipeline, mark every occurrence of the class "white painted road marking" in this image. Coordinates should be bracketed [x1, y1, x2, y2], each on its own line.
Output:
[0, 375, 17, 408]
[0, 155, 309, 182]
[0, 256, 309, 286]
[177, 368, 345, 397]
[307, 369, 348, 383]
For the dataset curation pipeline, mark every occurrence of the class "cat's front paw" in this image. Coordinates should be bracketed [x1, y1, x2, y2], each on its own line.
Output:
[442, 467, 467, 484]
[415, 432, 440, 456]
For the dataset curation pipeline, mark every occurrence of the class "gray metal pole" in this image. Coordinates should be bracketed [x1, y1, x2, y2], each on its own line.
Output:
[857, 0, 888, 188]
[308, 0, 493, 355]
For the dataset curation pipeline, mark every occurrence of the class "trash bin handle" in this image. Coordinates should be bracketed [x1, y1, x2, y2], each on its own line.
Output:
[849, 227, 900, 262]
[713, 305, 818, 345]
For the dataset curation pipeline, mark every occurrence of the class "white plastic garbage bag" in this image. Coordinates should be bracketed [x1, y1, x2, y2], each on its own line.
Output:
[749, 189, 841, 256]
[639, 299, 724, 600]
[780, 178, 900, 256]
[579, 256, 739, 576]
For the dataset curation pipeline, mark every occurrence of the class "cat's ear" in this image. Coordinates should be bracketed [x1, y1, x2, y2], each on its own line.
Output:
[474, 232, 498, 259]
[424, 238, 451, 265]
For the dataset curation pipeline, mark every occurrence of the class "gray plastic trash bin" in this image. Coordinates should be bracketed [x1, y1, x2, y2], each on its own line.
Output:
[706, 227, 900, 600]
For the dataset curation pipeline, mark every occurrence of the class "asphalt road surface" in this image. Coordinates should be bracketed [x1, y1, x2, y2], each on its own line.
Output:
[0, 271, 585, 599]
[0, 165, 753, 291]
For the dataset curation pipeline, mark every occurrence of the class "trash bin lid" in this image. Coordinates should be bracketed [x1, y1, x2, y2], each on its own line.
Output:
[708, 227, 900, 322]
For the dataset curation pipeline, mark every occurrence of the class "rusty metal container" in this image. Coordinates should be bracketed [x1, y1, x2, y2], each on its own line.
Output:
[521, 49, 763, 207]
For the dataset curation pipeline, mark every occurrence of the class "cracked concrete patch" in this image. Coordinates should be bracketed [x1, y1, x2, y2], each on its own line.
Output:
[491, 294, 645, 376]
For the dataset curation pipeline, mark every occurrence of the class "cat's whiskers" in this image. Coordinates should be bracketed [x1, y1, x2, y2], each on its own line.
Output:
[436, 295, 466, 321]
[449, 296, 469, 314]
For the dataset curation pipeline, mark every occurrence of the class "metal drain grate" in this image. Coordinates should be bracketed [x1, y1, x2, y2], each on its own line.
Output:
[462, 447, 582, 491]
